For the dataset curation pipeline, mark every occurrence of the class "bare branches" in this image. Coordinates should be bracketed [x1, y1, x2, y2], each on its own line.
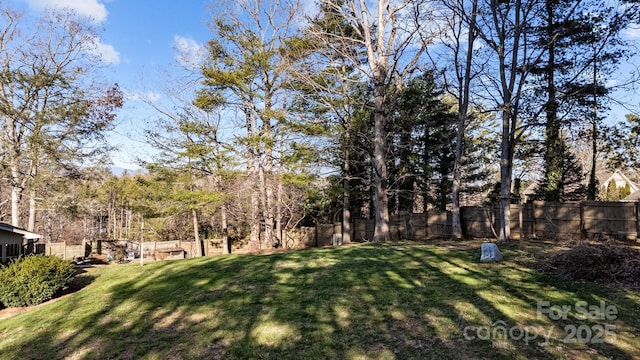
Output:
[0, 4, 120, 228]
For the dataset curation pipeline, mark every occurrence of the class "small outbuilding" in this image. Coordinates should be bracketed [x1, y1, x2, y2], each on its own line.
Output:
[154, 247, 186, 261]
[0, 222, 42, 263]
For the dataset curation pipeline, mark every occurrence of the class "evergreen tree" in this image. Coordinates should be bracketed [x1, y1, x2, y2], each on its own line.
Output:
[603, 114, 640, 172]
[388, 72, 456, 213]
[195, 0, 308, 249]
[605, 180, 619, 201]
[535, 143, 587, 202]
[529, 0, 638, 201]
[307, 0, 434, 242]
[622, 182, 632, 199]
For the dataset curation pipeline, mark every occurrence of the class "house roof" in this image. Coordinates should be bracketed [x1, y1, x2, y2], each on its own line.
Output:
[523, 181, 538, 195]
[0, 222, 42, 240]
[600, 169, 640, 193]
[623, 190, 640, 202]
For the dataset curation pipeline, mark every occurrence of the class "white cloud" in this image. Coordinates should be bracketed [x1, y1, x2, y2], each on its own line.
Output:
[125, 90, 162, 103]
[89, 37, 120, 65]
[27, 0, 108, 23]
[623, 24, 640, 39]
[300, 0, 318, 17]
[173, 35, 206, 69]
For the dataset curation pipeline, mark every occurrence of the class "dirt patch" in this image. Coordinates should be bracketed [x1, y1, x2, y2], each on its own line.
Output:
[0, 305, 33, 320]
[0, 292, 76, 320]
[535, 240, 640, 288]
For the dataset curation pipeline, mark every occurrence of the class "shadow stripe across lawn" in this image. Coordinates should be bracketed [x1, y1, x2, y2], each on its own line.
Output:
[0, 241, 638, 359]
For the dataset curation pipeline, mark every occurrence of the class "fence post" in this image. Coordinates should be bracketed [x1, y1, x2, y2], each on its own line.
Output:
[636, 201, 640, 241]
[518, 201, 524, 241]
[425, 210, 429, 239]
[580, 202, 586, 239]
[531, 202, 537, 239]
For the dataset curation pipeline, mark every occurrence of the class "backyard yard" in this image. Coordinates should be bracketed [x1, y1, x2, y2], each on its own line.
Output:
[0, 240, 638, 359]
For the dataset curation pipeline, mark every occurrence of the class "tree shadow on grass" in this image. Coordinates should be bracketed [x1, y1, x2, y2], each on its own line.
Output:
[0, 242, 638, 359]
[427, 242, 640, 359]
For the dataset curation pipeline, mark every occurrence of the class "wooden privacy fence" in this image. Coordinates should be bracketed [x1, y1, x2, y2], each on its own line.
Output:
[39, 201, 640, 260]
[45, 241, 89, 260]
[41, 228, 320, 261]
[582, 201, 639, 239]
[319, 201, 640, 244]
[43, 229, 319, 261]
[320, 210, 452, 244]
[462, 201, 640, 240]
[44, 239, 217, 261]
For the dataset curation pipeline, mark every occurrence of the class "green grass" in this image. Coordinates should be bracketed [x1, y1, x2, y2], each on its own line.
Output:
[1, 241, 638, 359]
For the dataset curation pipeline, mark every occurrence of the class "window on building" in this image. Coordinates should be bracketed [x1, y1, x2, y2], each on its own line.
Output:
[6, 243, 21, 258]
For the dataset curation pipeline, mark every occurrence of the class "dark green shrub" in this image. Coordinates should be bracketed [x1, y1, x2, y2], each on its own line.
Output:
[0, 255, 77, 307]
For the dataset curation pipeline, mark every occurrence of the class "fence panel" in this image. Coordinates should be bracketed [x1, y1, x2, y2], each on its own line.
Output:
[45, 242, 84, 260]
[532, 202, 582, 239]
[40, 200, 640, 258]
[354, 219, 375, 242]
[316, 223, 335, 246]
[461, 206, 494, 238]
[427, 211, 452, 238]
[583, 201, 638, 240]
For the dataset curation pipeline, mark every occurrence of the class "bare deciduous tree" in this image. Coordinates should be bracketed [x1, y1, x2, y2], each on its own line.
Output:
[0, 6, 121, 230]
[468, 0, 546, 243]
[309, 0, 436, 242]
[434, 0, 481, 240]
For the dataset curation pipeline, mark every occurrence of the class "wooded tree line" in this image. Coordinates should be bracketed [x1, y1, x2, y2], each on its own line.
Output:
[1, 0, 639, 250]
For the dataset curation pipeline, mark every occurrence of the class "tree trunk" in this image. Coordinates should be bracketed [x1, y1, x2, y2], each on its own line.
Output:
[451, 0, 477, 241]
[451, 110, 466, 239]
[192, 208, 202, 257]
[276, 174, 283, 247]
[221, 205, 230, 254]
[28, 189, 36, 232]
[263, 172, 275, 249]
[10, 159, 23, 227]
[587, 44, 599, 200]
[251, 188, 260, 248]
[11, 185, 22, 228]
[274, 132, 285, 248]
[341, 67, 353, 244]
[342, 148, 352, 244]
[258, 164, 270, 249]
[544, 0, 562, 201]
[372, 81, 390, 242]
[498, 109, 513, 244]
[140, 216, 144, 266]
[587, 117, 598, 200]
[112, 207, 117, 240]
[246, 104, 260, 249]
[451, 145, 463, 239]
[262, 92, 275, 249]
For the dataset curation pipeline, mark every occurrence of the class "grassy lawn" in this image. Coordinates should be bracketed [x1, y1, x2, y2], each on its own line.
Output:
[0, 241, 638, 359]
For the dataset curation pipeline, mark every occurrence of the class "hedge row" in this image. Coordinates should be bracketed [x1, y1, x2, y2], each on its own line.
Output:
[0, 255, 77, 307]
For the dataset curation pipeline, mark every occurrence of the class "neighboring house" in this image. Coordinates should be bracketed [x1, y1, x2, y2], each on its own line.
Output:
[600, 169, 639, 193]
[522, 182, 538, 203]
[624, 190, 640, 202]
[599, 169, 640, 202]
[0, 222, 41, 263]
[521, 168, 640, 203]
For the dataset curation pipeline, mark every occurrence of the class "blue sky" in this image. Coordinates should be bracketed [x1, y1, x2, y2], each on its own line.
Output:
[99, 0, 212, 168]
[13, 0, 640, 171]
[17, 0, 214, 169]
